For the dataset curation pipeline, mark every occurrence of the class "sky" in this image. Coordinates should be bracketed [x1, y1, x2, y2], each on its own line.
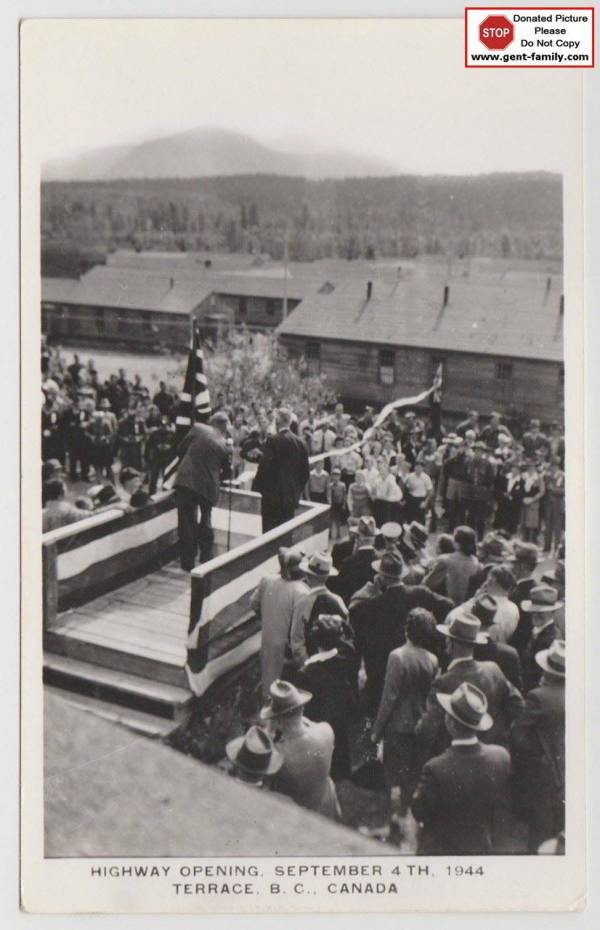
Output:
[21, 18, 580, 175]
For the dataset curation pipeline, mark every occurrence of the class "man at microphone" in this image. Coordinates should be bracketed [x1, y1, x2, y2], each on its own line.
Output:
[174, 411, 231, 570]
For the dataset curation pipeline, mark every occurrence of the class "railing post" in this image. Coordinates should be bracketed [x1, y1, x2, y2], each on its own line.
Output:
[42, 541, 58, 634]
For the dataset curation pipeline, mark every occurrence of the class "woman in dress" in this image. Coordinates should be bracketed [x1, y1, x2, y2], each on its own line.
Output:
[520, 459, 546, 543]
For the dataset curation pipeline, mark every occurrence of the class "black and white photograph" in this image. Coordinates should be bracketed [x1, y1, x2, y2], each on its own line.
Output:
[19, 11, 586, 914]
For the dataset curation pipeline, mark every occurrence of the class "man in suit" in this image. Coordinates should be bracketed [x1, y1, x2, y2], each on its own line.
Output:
[519, 584, 561, 692]
[174, 411, 231, 570]
[415, 611, 524, 762]
[335, 515, 378, 604]
[253, 407, 310, 533]
[350, 551, 453, 713]
[412, 682, 511, 855]
[510, 640, 565, 852]
[470, 594, 523, 691]
[261, 680, 341, 821]
[508, 541, 540, 654]
[371, 607, 439, 818]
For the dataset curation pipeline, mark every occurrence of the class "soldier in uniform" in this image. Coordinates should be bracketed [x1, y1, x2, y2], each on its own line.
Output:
[145, 416, 176, 494]
[63, 398, 91, 482]
[118, 408, 147, 470]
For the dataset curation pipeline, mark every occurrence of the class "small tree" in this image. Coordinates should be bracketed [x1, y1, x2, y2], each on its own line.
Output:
[168, 329, 336, 415]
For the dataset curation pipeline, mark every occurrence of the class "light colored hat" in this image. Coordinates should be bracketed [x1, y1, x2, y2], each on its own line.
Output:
[299, 550, 338, 577]
[521, 584, 563, 613]
[259, 680, 313, 720]
[535, 639, 565, 677]
[349, 515, 377, 538]
[380, 521, 402, 540]
[437, 611, 488, 645]
[437, 682, 493, 732]
[225, 726, 283, 778]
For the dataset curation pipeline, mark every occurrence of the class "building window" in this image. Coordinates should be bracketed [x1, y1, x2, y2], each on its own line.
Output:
[239, 297, 247, 319]
[95, 307, 105, 334]
[558, 365, 565, 387]
[306, 342, 320, 376]
[142, 310, 152, 333]
[379, 349, 395, 386]
[288, 345, 300, 363]
[118, 310, 128, 333]
[496, 361, 513, 380]
[266, 299, 277, 318]
[67, 310, 80, 336]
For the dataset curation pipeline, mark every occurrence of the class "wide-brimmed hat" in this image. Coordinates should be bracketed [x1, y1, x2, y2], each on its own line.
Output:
[437, 611, 488, 645]
[99, 398, 112, 409]
[521, 584, 563, 613]
[349, 515, 377, 539]
[259, 680, 312, 720]
[406, 521, 428, 549]
[298, 550, 338, 578]
[542, 560, 565, 587]
[509, 541, 540, 568]
[380, 521, 402, 540]
[472, 594, 499, 628]
[442, 432, 460, 445]
[535, 639, 565, 677]
[478, 532, 509, 563]
[437, 682, 493, 732]
[225, 725, 283, 777]
[372, 550, 404, 581]
[89, 483, 121, 507]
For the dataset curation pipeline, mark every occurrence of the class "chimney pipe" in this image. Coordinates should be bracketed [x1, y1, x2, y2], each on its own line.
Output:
[559, 294, 564, 315]
[443, 284, 450, 307]
[366, 280, 373, 300]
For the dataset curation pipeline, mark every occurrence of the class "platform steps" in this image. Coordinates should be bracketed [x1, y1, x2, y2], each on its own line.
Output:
[43, 653, 193, 738]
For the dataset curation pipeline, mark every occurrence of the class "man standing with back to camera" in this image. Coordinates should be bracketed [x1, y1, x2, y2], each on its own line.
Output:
[253, 407, 310, 533]
[174, 410, 231, 570]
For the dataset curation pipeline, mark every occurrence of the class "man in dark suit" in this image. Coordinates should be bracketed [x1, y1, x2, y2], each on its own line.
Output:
[415, 611, 524, 762]
[174, 411, 231, 570]
[253, 408, 310, 533]
[510, 640, 565, 852]
[350, 551, 453, 712]
[335, 515, 378, 604]
[508, 542, 540, 654]
[519, 584, 561, 692]
[472, 594, 524, 691]
[412, 682, 511, 855]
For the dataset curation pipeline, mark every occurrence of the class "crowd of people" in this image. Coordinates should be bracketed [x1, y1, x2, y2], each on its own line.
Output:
[41, 342, 566, 856]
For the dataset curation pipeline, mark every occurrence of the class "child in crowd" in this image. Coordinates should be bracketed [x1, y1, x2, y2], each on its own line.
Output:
[347, 469, 371, 519]
[328, 467, 347, 541]
[308, 459, 330, 504]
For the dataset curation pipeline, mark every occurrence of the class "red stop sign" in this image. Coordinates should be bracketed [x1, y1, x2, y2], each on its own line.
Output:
[479, 14, 514, 50]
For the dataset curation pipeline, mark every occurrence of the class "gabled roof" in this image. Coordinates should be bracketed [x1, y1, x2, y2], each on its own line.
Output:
[277, 273, 564, 363]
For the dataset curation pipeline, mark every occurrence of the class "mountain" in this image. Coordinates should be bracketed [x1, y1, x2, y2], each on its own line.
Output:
[42, 127, 397, 182]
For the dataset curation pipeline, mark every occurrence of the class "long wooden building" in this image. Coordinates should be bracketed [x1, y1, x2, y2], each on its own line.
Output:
[277, 266, 564, 421]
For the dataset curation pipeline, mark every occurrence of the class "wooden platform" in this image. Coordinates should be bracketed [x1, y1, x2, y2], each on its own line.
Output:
[47, 561, 192, 686]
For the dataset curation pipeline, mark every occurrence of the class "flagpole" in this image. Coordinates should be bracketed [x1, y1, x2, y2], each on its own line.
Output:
[282, 227, 289, 321]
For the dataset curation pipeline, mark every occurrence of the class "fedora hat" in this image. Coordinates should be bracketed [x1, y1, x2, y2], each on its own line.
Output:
[478, 533, 509, 563]
[521, 584, 563, 613]
[406, 521, 428, 549]
[509, 541, 540, 568]
[535, 639, 565, 677]
[542, 560, 565, 587]
[372, 550, 404, 581]
[380, 521, 402, 540]
[225, 725, 283, 778]
[298, 550, 338, 578]
[349, 515, 377, 538]
[437, 611, 488, 645]
[472, 594, 498, 628]
[437, 682, 493, 732]
[260, 680, 313, 720]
